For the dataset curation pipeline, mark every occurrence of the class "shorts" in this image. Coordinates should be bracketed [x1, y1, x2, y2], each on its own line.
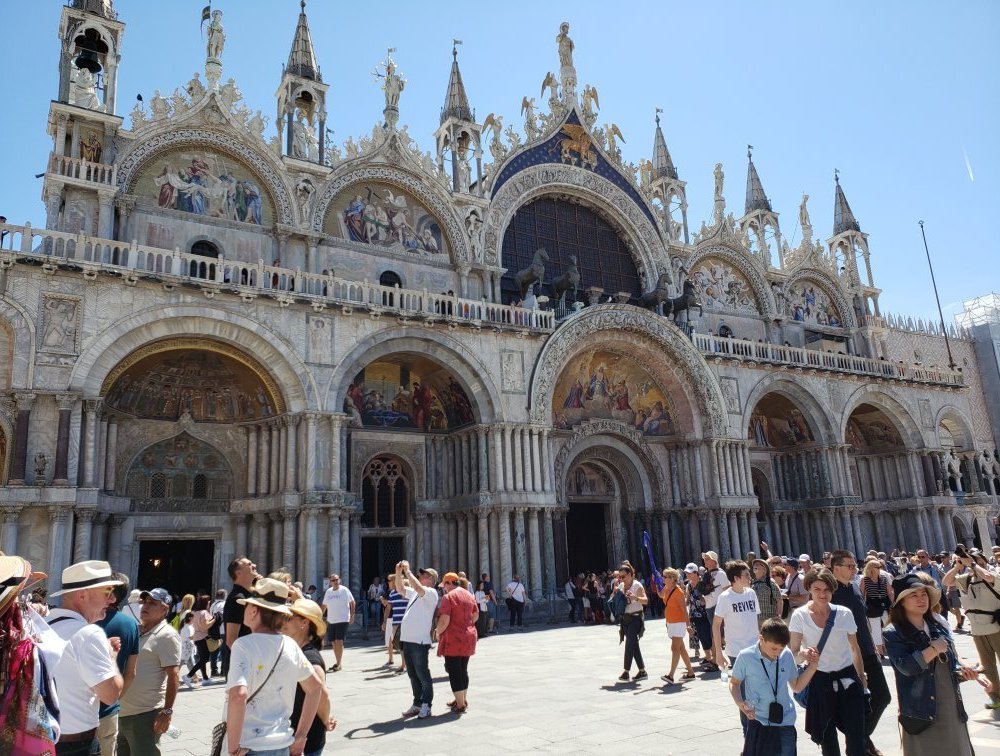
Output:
[667, 621, 687, 639]
[384, 620, 394, 647]
[692, 616, 713, 650]
[326, 622, 348, 642]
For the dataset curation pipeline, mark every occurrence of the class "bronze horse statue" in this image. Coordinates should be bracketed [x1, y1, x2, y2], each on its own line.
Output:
[550, 255, 580, 306]
[664, 280, 703, 322]
[514, 247, 549, 298]
[640, 273, 672, 315]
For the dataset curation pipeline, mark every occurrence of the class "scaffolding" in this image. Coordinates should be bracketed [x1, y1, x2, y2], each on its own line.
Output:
[955, 292, 1000, 328]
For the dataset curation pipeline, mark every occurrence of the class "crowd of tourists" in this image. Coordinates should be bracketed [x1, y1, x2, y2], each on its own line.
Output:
[0, 539, 998, 755]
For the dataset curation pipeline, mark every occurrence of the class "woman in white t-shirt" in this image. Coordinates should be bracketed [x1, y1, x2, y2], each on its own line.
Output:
[788, 568, 867, 756]
[225, 577, 324, 756]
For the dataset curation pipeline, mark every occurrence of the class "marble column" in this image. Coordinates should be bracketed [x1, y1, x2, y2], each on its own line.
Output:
[838, 509, 854, 552]
[737, 511, 751, 558]
[47, 505, 72, 593]
[245, 426, 258, 496]
[892, 512, 907, 551]
[339, 514, 350, 585]
[234, 515, 248, 561]
[728, 512, 740, 558]
[1, 507, 21, 555]
[914, 508, 930, 550]
[269, 512, 283, 571]
[250, 513, 267, 563]
[282, 508, 296, 567]
[542, 509, 556, 595]
[103, 418, 119, 492]
[267, 420, 282, 493]
[81, 400, 101, 487]
[498, 509, 513, 583]
[477, 428, 489, 493]
[553, 510, 569, 583]
[780, 513, 793, 556]
[465, 512, 478, 576]
[692, 443, 707, 504]
[349, 515, 362, 597]
[660, 514, 673, 571]
[53, 394, 75, 485]
[530, 429, 542, 493]
[491, 427, 504, 492]
[709, 442, 723, 496]
[685, 511, 700, 557]
[748, 512, 760, 557]
[527, 509, 543, 599]
[513, 509, 528, 582]
[742, 444, 755, 497]
[303, 508, 318, 589]
[106, 516, 125, 580]
[72, 508, 95, 562]
[257, 425, 269, 495]
[850, 511, 865, 559]
[520, 429, 532, 493]
[449, 514, 460, 568]
[329, 415, 344, 490]
[541, 430, 552, 492]
[503, 426, 515, 492]
[669, 448, 683, 505]
[430, 515, 442, 566]
[304, 413, 317, 492]
[489, 512, 501, 583]
[930, 507, 946, 553]
[8, 393, 35, 485]
[478, 511, 491, 576]
[278, 421, 289, 492]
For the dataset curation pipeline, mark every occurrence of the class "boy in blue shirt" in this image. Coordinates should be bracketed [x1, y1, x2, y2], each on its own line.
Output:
[729, 617, 819, 756]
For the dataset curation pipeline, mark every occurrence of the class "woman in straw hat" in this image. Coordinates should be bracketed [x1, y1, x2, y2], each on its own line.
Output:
[224, 578, 323, 756]
[883, 573, 992, 756]
[282, 598, 336, 756]
[0, 554, 60, 755]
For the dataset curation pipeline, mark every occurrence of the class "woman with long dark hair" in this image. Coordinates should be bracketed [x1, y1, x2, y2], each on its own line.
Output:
[613, 561, 648, 682]
[883, 574, 992, 756]
[187, 594, 216, 685]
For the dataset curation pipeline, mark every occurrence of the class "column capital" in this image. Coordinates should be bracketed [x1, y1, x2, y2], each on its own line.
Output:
[108, 515, 126, 529]
[252, 512, 270, 525]
[84, 398, 104, 413]
[1, 506, 23, 523]
[74, 507, 97, 523]
[14, 392, 37, 411]
[329, 412, 349, 430]
[48, 505, 73, 523]
[56, 393, 78, 411]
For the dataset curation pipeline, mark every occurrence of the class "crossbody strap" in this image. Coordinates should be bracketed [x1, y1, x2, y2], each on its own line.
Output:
[814, 608, 837, 654]
[247, 642, 283, 705]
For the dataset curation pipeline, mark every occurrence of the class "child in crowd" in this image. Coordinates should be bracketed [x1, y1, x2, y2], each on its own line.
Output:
[729, 618, 819, 756]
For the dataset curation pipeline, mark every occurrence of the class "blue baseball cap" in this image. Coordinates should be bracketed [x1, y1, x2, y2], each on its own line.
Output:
[139, 588, 172, 607]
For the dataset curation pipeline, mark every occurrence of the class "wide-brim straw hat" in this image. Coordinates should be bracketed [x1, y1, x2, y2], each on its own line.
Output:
[50, 560, 122, 597]
[288, 598, 326, 636]
[891, 573, 941, 609]
[237, 577, 292, 615]
[0, 554, 45, 607]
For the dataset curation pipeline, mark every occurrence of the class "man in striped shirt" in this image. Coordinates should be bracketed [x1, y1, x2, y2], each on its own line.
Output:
[384, 576, 410, 673]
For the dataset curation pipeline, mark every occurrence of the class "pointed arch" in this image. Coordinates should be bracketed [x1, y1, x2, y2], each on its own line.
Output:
[742, 376, 838, 446]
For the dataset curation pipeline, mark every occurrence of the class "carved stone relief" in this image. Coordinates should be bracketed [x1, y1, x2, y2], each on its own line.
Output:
[500, 350, 525, 393]
[38, 293, 82, 357]
[720, 377, 740, 414]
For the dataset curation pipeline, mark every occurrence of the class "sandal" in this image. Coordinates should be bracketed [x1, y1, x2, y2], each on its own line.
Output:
[681, 671, 696, 680]
[452, 703, 468, 713]
[446, 700, 457, 708]
[661, 674, 675, 685]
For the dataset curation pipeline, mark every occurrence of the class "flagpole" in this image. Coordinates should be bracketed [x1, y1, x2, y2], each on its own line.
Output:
[918, 221, 956, 370]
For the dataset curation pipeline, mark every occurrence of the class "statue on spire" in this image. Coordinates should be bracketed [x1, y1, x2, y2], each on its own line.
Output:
[556, 22, 577, 105]
[713, 162, 726, 223]
[374, 49, 405, 130]
[206, 10, 225, 60]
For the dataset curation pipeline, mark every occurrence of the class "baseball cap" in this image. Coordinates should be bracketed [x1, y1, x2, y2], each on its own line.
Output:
[418, 567, 439, 583]
[139, 587, 173, 607]
[798, 554, 811, 562]
[684, 563, 699, 573]
[439, 572, 460, 586]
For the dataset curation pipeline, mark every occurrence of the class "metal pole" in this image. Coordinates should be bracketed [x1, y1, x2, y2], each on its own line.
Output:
[918, 220, 956, 370]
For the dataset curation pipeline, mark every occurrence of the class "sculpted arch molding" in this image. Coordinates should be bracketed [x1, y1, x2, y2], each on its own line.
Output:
[116, 128, 295, 225]
[484, 163, 666, 284]
[840, 386, 924, 450]
[312, 164, 471, 263]
[785, 268, 857, 328]
[742, 375, 839, 446]
[0, 296, 36, 389]
[528, 305, 729, 437]
[686, 243, 776, 318]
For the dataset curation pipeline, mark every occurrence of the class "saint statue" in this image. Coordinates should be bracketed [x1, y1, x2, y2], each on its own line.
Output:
[713, 163, 725, 204]
[799, 193, 811, 230]
[382, 57, 405, 109]
[71, 64, 101, 110]
[206, 10, 225, 61]
[557, 22, 574, 69]
[80, 132, 102, 163]
[291, 110, 310, 159]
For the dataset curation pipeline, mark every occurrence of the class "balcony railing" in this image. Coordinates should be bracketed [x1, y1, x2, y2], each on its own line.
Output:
[48, 153, 117, 187]
[0, 221, 554, 332]
[692, 332, 964, 387]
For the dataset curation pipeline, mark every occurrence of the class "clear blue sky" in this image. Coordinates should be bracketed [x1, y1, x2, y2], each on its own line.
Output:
[2, 1, 997, 322]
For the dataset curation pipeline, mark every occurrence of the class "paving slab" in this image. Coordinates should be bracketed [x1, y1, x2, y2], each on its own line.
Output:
[160, 620, 1000, 755]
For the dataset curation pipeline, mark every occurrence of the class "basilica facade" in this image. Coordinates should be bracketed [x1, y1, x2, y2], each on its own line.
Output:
[1, 0, 998, 598]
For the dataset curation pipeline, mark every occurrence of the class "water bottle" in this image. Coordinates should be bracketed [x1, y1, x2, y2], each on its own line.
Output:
[720, 669, 730, 684]
[165, 725, 181, 739]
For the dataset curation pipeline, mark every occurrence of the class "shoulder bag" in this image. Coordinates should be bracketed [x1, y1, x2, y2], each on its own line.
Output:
[209, 642, 283, 756]
[792, 608, 836, 708]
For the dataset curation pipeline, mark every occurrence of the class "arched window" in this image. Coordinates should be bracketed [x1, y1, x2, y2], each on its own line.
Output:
[190, 241, 220, 279]
[149, 472, 167, 498]
[379, 271, 402, 307]
[361, 457, 409, 528]
[192, 474, 208, 499]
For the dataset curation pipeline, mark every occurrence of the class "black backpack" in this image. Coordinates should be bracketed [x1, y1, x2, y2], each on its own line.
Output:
[207, 610, 223, 640]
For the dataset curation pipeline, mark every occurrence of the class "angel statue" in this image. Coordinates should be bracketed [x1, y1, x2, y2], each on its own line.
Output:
[540, 72, 560, 105]
[581, 85, 600, 128]
[604, 123, 625, 161]
[206, 10, 225, 61]
[521, 97, 541, 141]
[483, 113, 507, 163]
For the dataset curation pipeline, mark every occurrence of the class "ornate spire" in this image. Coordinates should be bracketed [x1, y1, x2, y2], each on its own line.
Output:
[744, 145, 771, 214]
[440, 41, 472, 124]
[286, 0, 320, 81]
[652, 110, 677, 179]
[833, 170, 861, 234]
[72, 0, 116, 19]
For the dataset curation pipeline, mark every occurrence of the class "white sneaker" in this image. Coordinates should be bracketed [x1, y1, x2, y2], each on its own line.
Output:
[181, 675, 194, 691]
[417, 703, 431, 719]
[401, 705, 420, 718]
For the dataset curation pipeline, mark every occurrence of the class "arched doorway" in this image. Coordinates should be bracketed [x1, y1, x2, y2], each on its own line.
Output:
[845, 403, 908, 502]
[751, 467, 774, 544]
[565, 460, 616, 576]
[360, 455, 410, 590]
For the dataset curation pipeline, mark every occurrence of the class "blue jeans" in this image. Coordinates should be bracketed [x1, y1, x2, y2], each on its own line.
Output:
[246, 749, 289, 756]
[744, 721, 797, 756]
[400, 641, 433, 706]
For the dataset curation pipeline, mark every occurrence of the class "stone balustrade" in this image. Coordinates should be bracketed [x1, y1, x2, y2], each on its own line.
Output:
[692, 331, 964, 387]
[0, 221, 554, 332]
[47, 153, 117, 187]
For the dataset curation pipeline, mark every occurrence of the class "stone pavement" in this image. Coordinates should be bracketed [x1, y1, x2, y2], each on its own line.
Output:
[161, 619, 1000, 755]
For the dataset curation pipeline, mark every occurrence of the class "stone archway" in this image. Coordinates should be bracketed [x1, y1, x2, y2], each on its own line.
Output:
[529, 304, 728, 438]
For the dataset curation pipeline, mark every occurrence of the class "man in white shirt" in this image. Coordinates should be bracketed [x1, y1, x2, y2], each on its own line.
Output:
[505, 574, 527, 630]
[393, 562, 439, 719]
[47, 560, 125, 755]
[321, 573, 355, 672]
[701, 550, 730, 623]
[712, 560, 761, 739]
